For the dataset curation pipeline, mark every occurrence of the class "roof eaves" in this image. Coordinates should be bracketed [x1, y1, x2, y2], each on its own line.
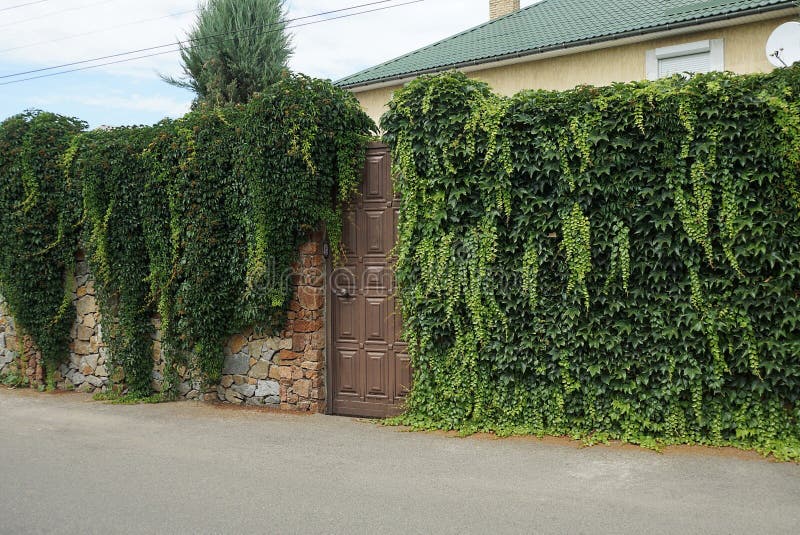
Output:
[337, 0, 797, 90]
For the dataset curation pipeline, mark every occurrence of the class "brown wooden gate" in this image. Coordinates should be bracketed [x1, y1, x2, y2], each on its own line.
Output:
[328, 143, 410, 417]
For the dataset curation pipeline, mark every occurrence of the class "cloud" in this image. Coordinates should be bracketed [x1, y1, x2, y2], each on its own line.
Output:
[0, 0, 539, 124]
[30, 92, 191, 117]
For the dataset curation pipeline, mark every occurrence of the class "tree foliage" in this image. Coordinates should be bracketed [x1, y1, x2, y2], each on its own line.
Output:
[165, 0, 292, 105]
[382, 68, 800, 459]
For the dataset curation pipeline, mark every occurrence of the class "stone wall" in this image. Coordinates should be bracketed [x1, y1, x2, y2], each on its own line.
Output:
[0, 251, 111, 392]
[0, 235, 328, 412]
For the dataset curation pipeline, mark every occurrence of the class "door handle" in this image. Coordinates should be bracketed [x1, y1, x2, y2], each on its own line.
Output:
[335, 288, 352, 298]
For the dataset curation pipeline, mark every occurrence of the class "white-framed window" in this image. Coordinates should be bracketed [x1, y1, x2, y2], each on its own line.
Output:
[646, 39, 724, 80]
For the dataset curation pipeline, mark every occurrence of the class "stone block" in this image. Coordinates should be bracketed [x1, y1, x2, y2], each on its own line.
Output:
[220, 376, 234, 388]
[279, 366, 293, 380]
[265, 396, 280, 405]
[71, 372, 86, 386]
[304, 350, 323, 362]
[76, 325, 93, 342]
[276, 350, 299, 364]
[311, 332, 325, 350]
[73, 340, 92, 355]
[82, 354, 99, 370]
[268, 366, 281, 380]
[264, 337, 281, 351]
[293, 319, 322, 333]
[255, 379, 279, 397]
[233, 375, 247, 386]
[75, 295, 97, 317]
[299, 290, 324, 311]
[83, 314, 96, 329]
[231, 384, 256, 398]
[292, 367, 304, 380]
[86, 375, 104, 388]
[222, 354, 249, 375]
[294, 379, 312, 398]
[227, 334, 248, 355]
[247, 339, 265, 357]
[250, 361, 270, 380]
[151, 341, 162, 362]
[224, 388, 244, 403]
[292, 334, 307, 352]
[301, 361, 323, 371]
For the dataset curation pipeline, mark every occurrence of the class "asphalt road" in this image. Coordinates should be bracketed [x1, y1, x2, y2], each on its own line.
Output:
[1, 387, 799, 535]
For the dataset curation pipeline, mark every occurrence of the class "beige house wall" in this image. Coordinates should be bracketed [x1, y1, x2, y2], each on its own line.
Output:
[353, 14, 796, 127]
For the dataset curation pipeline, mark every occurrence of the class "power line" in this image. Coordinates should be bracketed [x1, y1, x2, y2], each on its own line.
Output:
[0, 0, 117, 30]
[0, 0, 50, 13]
[0, 8, 198, 54]
[0, 0, 425, 86]
[1, 0, 404, 80]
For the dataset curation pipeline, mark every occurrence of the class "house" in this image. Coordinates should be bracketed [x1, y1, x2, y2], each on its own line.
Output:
[338, 0, 800, 124]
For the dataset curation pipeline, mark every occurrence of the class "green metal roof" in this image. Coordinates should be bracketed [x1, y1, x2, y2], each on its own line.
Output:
[337, 0, 796, 88]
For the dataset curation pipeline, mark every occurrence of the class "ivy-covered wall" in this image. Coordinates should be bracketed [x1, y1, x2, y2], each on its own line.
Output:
[0, 74, 373, 410]
[382, 67, 800, 459]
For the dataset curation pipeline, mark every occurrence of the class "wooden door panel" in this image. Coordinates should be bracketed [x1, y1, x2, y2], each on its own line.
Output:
[363, 151, 389, 200]
[363, 264, 392, 295]
[365, 298, 389, 343]
[364, 209, 388, 256]
[365, 351, 390, 399]
[335, 350, 360, 397]
[331, 143, 409, 418]
[334, 295, 358, 343]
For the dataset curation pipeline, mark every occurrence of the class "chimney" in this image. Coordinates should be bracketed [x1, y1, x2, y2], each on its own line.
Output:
[490, 0, 520, 20]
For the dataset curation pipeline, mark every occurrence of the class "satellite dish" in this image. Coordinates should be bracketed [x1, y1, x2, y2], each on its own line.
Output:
[766, 21, 800, 68]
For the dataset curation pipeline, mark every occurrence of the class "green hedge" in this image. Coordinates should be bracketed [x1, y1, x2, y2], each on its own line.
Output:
[382, 68, 800, 459]
[0, 74, 373, 394]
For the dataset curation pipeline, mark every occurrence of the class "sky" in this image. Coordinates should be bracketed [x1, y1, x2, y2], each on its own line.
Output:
[0, 0, 537, 128]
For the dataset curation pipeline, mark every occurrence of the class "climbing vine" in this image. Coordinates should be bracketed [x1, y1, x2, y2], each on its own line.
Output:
[0, 74, 373, 394]
[383, 68, 800, 460]
[0, 112, 85, 381]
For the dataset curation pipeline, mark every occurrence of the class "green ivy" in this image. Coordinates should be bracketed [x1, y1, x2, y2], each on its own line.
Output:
[0, 112, 86, 380]
[69, 127, 157, 396]
[382, 67, 800, 460]
[1, 74, 373, 395]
